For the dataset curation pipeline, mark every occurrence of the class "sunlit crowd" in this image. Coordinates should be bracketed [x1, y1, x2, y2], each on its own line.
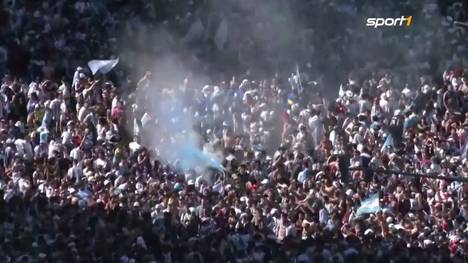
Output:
[0, 0, 467, 263]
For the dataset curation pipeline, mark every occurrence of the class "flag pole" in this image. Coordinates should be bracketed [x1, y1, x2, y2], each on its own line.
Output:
[296, 63, 303, 93]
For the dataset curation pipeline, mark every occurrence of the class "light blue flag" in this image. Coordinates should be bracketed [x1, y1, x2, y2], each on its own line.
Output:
[381, 133, 394, 151]
[356, 193, 380, 216]
[404, 117, 417, 130]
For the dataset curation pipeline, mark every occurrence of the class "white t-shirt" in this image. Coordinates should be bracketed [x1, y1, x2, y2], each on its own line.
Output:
[50, 98, 61, 119]
[48, 141, 61, 159]
[111, 97, 121, 109]
[308, 115, 323, 146]
[129, 142, 142, 154]
[96, 124, 106, 141]
[61, 130, 73, 145]
[70, 147, 82, 161]
[68, 164, 83, 183]
[77, 106, 89, 122]
[14, 139, 33, 159]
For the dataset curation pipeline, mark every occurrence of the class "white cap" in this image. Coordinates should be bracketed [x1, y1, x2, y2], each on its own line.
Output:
[402, 88, 412, 96]
[357, 143, 364, 152]
[423, 239, 434, 246]
[421, 85, 431, 94]
[270, 208, 279, 216]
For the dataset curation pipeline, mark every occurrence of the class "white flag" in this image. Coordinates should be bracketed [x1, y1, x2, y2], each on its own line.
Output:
[212, 180, 224, 195]
[296, 64, 303, 93]
[88, 58, 119, 75]
[141, 113, 152, 128]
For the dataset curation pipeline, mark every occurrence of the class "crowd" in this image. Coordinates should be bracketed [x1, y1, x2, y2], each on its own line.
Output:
[0, 67, 467, 263]
[0, 0, 468, 263]
[2, 0, 467, 84]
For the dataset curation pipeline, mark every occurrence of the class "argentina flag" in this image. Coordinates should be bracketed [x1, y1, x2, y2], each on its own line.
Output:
[356, 193, 381, 216]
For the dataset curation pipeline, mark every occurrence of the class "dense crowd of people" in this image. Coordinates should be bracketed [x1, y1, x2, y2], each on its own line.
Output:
[2, 0, 467, 83]
[1, 0, 468, 263]
[2, 68, 468, 263]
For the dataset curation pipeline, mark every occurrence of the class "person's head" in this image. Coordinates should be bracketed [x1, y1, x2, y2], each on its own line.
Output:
[30, 92, 38, 101]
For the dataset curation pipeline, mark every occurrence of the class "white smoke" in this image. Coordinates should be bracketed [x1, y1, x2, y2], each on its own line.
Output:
[129, 50, 224, 182]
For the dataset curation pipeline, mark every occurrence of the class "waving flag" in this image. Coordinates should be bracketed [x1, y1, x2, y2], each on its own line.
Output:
[88, 58, 119, 75]
[356, 193, 380, 216]
[381, 133, 394, 151]
[141, 113, 152, 128]
[212, 180, 224, 195]
[296, 64, 304, 93]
